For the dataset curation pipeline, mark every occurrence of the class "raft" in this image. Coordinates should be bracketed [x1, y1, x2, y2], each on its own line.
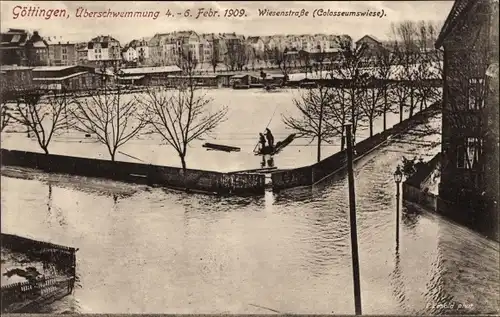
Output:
[254, 133, 296, 156]
[203, 143, 241, 152]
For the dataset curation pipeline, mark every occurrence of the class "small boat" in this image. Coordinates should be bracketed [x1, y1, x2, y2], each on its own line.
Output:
[203, 143, 241, 152]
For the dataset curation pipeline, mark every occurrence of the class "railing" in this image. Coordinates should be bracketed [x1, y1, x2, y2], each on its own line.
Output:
[1, 276, 75, 313]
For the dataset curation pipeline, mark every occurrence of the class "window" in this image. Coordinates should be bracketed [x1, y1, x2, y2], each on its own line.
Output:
[468, 78, 486, 110]
[457, 137, 482, 169]
[62, 48, 67, 54]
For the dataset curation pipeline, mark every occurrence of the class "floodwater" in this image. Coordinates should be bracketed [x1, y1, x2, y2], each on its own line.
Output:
[1, 88, 426, 172]
[1, 111, 498, 314]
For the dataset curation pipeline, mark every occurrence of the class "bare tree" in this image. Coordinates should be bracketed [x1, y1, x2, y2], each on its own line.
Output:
[70, 68, 147, 161]
[282, 57, 338, 162]
[391, 21, 421, 119]
[360, 75, 384, 137]
[137, 50, 228, 171]
[327, 87, 350, 150]
[210, 36, 220, 73]
[333, 39, 368, 145]
[374, 44, 398, 130]
[283, 84, 336, 162]
[1, 100, 11, 132]
[8, 90, 71, 154]
[274, 47, 293, 83]
[298, 50, 311, 79]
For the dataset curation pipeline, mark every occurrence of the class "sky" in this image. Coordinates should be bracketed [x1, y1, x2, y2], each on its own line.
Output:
[1, 1, 454, 44]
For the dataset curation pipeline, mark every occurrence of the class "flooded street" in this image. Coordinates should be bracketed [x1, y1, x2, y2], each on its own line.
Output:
[1, 89, 411, 172]
[2, 111, 498, 314]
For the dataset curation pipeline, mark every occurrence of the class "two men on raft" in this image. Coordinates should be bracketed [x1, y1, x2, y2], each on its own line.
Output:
[258, 128, 275, 153]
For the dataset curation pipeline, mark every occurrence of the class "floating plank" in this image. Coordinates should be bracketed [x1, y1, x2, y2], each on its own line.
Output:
[203, 143, 241, 152]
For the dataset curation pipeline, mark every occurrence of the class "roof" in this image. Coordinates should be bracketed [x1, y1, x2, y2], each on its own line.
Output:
[120, 66, 182, 75]
[231, 74, 248, 79]
[356, 34, 382, 44]
[117, 75, 144, 80]
[0, 65, 34, 71]
[33, 65, 77, 72]
[33, 71, 88, 81]
[90, 35, 119, 43]
[435, 0, 476, 48]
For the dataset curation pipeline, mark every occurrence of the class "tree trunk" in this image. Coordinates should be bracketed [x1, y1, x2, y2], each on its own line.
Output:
[42, 146, 49, 154]
[383, 89, 388, 131]
[399, 102, 404, 123]
[410, 88, 415, 118]
[180, 155, 187, 171]
[110, 152, 115, 161]
[341, 133, 345, 151]
[369, 118, 374, 137]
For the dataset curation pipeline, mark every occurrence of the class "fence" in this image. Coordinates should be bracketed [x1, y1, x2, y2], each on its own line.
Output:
[1, 233, 77, 277]
[0, 149, 266, 196]
[271, 101, 441, 191]
[1, 276, 75, 313]
[403, 182, 438, 211]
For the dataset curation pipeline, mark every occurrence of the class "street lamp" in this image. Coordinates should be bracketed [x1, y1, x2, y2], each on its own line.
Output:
[394, 165, 403, 246]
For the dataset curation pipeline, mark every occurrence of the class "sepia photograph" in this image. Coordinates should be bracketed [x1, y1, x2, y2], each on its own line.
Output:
[0, 0, 498, 314]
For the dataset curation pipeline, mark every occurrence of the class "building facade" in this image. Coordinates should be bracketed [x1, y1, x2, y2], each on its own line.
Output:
[87, 35, 121, 65]
[46, 38, 77, 66]
[435, 0, 499, 238]
[0, 29, 29, 66]
[24, 31, 49, 66]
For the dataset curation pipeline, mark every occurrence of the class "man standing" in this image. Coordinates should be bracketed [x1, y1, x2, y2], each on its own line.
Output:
[265, 128, 274, 149]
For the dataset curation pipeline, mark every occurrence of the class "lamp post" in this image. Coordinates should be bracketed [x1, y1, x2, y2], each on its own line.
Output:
[394, 165, 403, 247]
[345, 123, 362, 315]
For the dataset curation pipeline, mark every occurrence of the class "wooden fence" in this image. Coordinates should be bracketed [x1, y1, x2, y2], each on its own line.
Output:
[0, 149, 266, 196]
[1, 276, 75, 313]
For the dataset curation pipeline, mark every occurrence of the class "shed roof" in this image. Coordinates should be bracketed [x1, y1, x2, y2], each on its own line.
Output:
[33, 71, 89, 81]
[120, 66, 182, 75]
[33, 65, 77, 72]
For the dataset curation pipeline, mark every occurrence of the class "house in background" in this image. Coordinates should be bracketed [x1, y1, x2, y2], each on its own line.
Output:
[87, 35, 121, 66]
[46, 37, 77, 66]
[0, 29, 29, 65]
[25, 31, 49, 66]
[76, 42, 88, 64]
[435, 0, 499, 239]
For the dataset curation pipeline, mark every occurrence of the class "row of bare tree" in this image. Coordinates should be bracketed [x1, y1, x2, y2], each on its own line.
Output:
[1, 54, 228, 171]
[282, 20, 444, 163]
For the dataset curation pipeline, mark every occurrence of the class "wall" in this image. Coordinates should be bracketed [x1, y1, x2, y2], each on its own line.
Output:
[0, 149, 265, 196]
[271, 101, 440, 191]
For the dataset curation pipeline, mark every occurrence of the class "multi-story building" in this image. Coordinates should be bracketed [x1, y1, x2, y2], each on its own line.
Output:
[25, 31, 49, 66]
[46, 37, 77, 66]
[0, 28, 29, 65]
[122, 41, 138, 63]
[135, 38, 150, 64]
[87, 35, 121, 65]
[76, 42, 88, 64]
[247, 36, 265, 53]
[199, 34, 215, 64]
[435, 0, 499, 239]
